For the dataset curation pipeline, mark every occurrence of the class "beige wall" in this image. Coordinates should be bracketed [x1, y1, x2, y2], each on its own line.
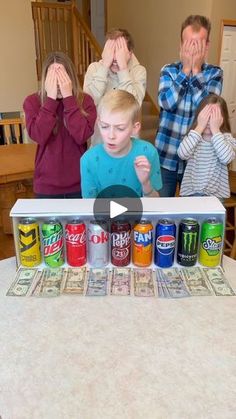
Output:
[1, 1, 236, 113]
[107, 0, 236, 102]
[0, 0, 38, 113]
[210, 0, 236, 64]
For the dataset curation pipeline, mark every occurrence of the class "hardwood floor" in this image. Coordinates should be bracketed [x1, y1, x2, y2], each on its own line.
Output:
[0, 228, 15, 260]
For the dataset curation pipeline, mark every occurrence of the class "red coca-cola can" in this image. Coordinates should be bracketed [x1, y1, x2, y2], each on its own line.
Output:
[65, 219, 86, 266]
[111, 220, 131, 266]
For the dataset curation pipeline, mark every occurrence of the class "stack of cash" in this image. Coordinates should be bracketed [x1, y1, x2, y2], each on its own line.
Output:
[6, 266, 235, 298]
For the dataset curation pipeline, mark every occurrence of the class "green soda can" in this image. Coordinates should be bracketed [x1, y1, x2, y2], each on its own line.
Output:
[199, 218, 223, 267]
[42, 219, 64, 267]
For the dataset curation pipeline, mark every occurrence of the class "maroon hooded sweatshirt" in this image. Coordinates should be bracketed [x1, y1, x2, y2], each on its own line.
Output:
[23, 93, 96, 195]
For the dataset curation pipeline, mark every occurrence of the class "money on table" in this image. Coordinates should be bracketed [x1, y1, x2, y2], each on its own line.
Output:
[6, 266, 235, 298]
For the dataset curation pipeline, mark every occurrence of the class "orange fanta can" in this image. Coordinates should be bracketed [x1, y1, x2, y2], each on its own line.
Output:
[133, 219, 153, 267]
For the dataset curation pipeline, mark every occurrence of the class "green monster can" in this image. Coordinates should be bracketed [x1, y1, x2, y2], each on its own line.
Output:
[177, 218, 199, 266]
[42, 219, 64, 267]
[199, 218, 223, 267]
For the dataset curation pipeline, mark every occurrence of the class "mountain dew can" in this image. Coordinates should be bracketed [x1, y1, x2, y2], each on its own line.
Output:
[177, 218, 199, 266]
[42, 219, 64, 267]
[199, 218, 223, 267]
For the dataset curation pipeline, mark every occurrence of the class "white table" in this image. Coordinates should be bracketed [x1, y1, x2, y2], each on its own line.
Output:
[0, 257, 236, 419]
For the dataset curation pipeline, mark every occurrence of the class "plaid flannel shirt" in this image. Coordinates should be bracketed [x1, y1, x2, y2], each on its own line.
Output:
[155, 61, 223, 173]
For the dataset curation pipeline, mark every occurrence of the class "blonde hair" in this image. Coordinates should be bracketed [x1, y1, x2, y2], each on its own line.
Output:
[98, 90, 141, 123]
[40, 51, 85, 109]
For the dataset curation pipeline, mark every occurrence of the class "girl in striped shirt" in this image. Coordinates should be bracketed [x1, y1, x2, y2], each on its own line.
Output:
[177, 94, 236, 199]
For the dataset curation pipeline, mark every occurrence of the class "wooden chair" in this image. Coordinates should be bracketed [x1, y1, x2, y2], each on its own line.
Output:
[224, 195, 236, 259]
[0, 117, 24, 145]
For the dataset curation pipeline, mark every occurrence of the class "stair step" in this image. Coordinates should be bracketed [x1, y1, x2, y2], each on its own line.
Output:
[142, 101, 153, 114]
[139, 128, 157, 145]
[141, 114, 158, 130]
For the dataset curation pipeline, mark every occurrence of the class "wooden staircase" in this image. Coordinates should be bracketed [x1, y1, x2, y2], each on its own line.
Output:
[31, 0, 158, 145]
[140, 99, 158, 145]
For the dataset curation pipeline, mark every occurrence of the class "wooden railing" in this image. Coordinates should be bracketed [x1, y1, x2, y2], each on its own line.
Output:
[31, 0, 101, 84]
[31, 1, 158, 115]
[72, 6, 101, 84]
[0, 118, 24, 145]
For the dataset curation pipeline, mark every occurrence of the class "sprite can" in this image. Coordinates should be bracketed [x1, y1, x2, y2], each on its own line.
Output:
[18, 218, 41, 267]
[199, 218, 223, 267]
[42, 219, 64, 267]
[177, 218, 199, 266]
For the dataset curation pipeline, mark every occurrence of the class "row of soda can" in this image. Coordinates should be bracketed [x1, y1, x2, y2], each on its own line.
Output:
[18, 216, 224, 269]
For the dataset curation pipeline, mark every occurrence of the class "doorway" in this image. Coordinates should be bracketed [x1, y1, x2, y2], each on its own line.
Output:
[219, 20, 236, 136]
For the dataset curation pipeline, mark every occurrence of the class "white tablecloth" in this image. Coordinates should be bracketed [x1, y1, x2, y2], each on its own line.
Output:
[0, 257, 235, 419]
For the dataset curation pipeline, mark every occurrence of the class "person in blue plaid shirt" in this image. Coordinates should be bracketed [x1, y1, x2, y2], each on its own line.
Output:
[155, 15, 223, 197]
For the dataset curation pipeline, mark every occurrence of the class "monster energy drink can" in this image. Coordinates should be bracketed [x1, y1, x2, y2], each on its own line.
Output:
[199, 218, 223, 267]
[177, 218, 199, 266]
[42, 219, 64, 267]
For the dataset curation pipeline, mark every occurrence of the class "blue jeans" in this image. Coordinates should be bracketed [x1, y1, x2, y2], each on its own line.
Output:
[159, 168, 184, 197]
[36, 191, 82, 199]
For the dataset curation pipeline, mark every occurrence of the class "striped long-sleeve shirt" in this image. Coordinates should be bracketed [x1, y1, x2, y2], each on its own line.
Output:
[155, 62, 223, 173]
[177, 130, 236, 198]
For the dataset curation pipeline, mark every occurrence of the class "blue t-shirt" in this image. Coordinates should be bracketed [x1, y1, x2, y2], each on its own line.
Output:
[80, 138, 162, 198]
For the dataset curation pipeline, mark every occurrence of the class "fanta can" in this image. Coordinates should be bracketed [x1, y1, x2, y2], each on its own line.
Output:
[133, 219, 153, 267]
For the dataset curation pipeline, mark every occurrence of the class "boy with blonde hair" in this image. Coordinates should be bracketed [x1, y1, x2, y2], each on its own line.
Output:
[81, 90, 162, 198]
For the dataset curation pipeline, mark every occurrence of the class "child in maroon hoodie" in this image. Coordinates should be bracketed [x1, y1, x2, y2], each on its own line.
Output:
[23, 51, 96, 198]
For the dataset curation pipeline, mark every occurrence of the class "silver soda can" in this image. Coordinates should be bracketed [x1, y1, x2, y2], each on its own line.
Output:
[88, 220, 109, 267]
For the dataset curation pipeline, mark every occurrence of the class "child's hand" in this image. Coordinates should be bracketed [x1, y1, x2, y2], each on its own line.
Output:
[45, 66, 58, 100]
[56, 65, 73, 98]
[209, 105, 223, 135]
[180, 39, 194, 75]
[102, 39, 116, 69]
[115, 37, 131, 71]
[192, 39, 207, 75]
[195, 104, 212, 134]
[134, 156, 151, 185]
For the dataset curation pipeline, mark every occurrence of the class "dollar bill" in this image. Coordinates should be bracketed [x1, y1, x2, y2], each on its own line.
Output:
[133, 268, 155, 297]
[111, 267, 131, 296]
[203, 267, 235, 296]
[30, 271, 44, 297]
[6, 268, 38, 297]
[156, 268, 190, 298]
[180, 267, 213, 296]
[156, 275, 164, 298]
[86, 268, 108, 296]
[155, 270, 171, 298]
[37, 268, 64, 297]
[62, 267, 87, 295]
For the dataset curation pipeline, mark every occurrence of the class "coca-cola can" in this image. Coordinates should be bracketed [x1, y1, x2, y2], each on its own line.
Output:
[111, 220, 131, 266]
[65, 219, 86, 266]
[88, 220, 109, 267]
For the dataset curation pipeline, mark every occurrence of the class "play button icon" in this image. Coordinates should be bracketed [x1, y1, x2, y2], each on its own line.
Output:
[93, 185, 143, 231]
[110, 201, 127, 218]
